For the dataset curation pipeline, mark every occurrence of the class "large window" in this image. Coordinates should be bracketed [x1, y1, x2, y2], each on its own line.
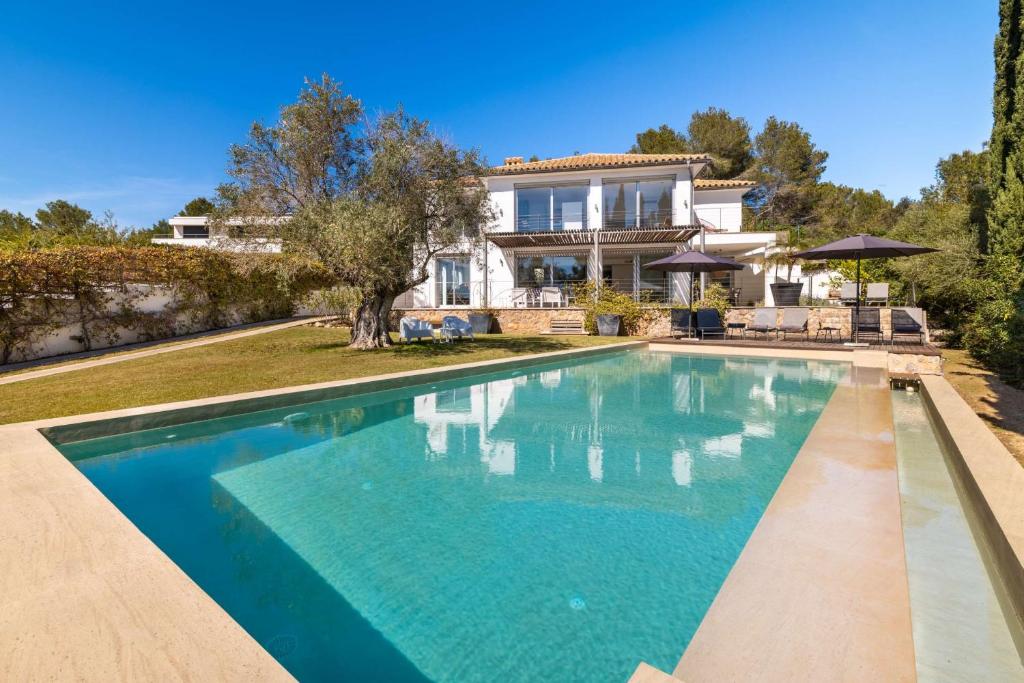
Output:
[515, 255, 588, 287]
[515, 184, 588, 232]
[436, 257, 471, 306]
[181, 225, 210, 238]
[602, 178, 674, 229]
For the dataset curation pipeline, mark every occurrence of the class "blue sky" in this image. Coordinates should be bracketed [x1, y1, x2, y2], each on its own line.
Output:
[0, 0, 996, 228]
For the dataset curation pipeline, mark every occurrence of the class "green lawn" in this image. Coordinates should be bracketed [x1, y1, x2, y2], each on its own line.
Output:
[0, 327, 627, 424]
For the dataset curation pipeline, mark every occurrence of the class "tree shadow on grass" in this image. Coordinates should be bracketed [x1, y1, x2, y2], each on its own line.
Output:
[307, 336, 585, 356]
[945, 353, 1024, 464]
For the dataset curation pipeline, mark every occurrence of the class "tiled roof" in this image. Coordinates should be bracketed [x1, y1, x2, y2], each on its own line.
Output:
[694, 178, 758, 190]
[490, 153, 710, 175]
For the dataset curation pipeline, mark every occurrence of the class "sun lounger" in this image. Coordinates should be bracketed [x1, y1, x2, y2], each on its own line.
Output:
[890, 308, 924, 345]
[854, 308, 882, 342]
[695, 309, 726, 340]
[865, 283, 889, 306]
[744, 307, 778, 339]
[840, 282, 858, 306]
[778, 308, 809, 340]
[670, 308, 693, 338]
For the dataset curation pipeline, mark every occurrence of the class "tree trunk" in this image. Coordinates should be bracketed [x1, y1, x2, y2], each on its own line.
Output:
[349, 292, 396, 349]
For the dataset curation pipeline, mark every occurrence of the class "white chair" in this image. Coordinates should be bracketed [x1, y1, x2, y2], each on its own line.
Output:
[540, 287, 563, 308]
[840, 282, 859, 306]
[442, 315, 474, 340]
[865, 283, 889, 306]
[510, 288, 530, 308]
[399, 316, 434, 343]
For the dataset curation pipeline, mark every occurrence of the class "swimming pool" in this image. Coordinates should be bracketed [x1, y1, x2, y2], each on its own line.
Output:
[58, 349, 845, 682]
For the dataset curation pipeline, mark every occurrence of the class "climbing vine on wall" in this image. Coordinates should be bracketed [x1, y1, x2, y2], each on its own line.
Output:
[0, 246, 330, 363]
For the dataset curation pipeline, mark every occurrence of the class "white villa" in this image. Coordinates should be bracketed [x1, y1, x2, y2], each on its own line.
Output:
[153, 152, 828, 307]
[397, 153, 799, 310]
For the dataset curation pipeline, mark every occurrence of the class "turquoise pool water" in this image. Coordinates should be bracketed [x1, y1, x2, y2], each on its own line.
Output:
[59, 350, 845, 682]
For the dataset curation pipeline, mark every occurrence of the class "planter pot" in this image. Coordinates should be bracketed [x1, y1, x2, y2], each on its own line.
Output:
[770, 282, 804, 307]
[596, 314, 622, 336]
[467, 313, 493, 334]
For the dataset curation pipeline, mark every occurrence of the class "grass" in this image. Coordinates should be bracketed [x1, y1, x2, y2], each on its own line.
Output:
[942, 348, 1024, 467]
[0, 327, 627, 424]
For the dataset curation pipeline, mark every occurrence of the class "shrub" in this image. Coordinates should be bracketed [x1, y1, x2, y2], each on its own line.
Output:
[572, 281, 658, 335]
[0, 246, 329, 363]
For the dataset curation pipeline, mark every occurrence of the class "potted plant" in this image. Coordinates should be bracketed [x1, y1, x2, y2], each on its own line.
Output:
[595, 313, 622, 336]
[766, 244, 804, 306]
[467, 308, 496, 334]
[573, 281, 654, 336]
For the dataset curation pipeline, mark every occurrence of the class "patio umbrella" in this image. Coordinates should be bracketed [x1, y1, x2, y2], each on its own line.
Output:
[792, 234, 938, 342]
[644, 251, 746, 311]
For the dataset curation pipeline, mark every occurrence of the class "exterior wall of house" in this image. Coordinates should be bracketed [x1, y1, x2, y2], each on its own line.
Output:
[694, 188, 746, 232]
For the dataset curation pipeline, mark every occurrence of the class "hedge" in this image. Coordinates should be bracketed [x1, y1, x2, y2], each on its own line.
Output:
[0, 246, 330, 364]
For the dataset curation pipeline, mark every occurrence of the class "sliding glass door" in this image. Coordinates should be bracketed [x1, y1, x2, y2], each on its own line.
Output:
[515, 184, 589, 232]
[436, 257, 471, 306]
[514, 255, 588, 287]
[602, 178, 674, 229]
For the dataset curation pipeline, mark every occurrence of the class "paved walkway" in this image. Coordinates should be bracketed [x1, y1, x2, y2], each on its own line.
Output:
[0, 317, 323, 387]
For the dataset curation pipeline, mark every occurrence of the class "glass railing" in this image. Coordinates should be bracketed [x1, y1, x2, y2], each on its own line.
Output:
[514, 214, 589, 233]
[602, 210, 675, 230]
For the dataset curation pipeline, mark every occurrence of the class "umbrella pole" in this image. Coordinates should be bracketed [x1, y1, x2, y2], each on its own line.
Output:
[854, 255, 861, 343]
[689, 267, 695, 338]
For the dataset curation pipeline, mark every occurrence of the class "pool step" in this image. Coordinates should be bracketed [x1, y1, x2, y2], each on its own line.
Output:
[628, 662, 686, 683]
[543, 319, 587, 335]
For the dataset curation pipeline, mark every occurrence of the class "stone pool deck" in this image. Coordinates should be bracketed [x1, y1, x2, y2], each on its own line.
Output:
[671, 358, 917, 681]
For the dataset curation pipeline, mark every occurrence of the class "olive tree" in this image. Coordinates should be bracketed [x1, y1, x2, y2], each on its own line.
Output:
[220, 75, 493, 349]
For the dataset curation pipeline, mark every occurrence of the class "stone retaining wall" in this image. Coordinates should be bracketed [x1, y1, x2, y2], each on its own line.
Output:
[394, 305, 928, 341]
[394, 308, 585, 334]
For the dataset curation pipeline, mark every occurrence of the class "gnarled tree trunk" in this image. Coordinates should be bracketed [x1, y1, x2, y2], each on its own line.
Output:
[349, 292, 396, 349]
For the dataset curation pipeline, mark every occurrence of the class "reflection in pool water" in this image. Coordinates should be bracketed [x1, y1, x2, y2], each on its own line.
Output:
[61, 350, 845, 682]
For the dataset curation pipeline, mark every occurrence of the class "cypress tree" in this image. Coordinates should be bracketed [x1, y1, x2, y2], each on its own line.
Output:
[971, 0, 1024, 386]
[989, 0, 1024, 257]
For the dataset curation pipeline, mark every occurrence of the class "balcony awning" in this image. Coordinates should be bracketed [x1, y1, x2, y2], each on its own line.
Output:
[486, 226, 700, 249]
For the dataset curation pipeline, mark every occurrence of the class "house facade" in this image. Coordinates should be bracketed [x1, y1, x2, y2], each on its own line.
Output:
[154, 153, 823, 307]
[398, 153, 790, 310]
[152, 216, 282, 252]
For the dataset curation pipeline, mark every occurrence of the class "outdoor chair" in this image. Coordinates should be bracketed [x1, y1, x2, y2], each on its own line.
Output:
[854, 308, 882, 342]
[890, 308, 924, 345]
[442, 315, 474, 341]
[865, 283, 889, 306]
[670, 308, 693, 338]
[510, 288, 530, 308]
[540, 287, 563, 308]
[744, 307, 779, 339]
[778, 308, 809, 341]
[399, 316, 435, 343]
[840, 282, 859, 306]
[695, 309, 726, 340]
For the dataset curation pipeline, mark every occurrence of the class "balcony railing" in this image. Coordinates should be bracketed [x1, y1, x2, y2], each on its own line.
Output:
[512, 210, 678, 233]
[602, 210, 675, 230]
[514, 213, 588, 233]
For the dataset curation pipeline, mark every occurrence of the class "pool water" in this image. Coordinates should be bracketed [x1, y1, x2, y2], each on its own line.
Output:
[59, 350, 845, 682]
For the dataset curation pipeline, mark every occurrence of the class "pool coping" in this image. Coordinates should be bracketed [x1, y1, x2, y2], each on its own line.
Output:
[0, 340, 643, 681]
[653, 345, 917, 682]
[918, 375, 1024, 643]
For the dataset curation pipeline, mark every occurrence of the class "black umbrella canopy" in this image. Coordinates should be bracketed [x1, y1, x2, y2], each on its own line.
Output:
[792, 234, 938, 260]
[792, 233, 938, 344]
[644, 252, 745, 319]
[644, 251, 746, 272]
